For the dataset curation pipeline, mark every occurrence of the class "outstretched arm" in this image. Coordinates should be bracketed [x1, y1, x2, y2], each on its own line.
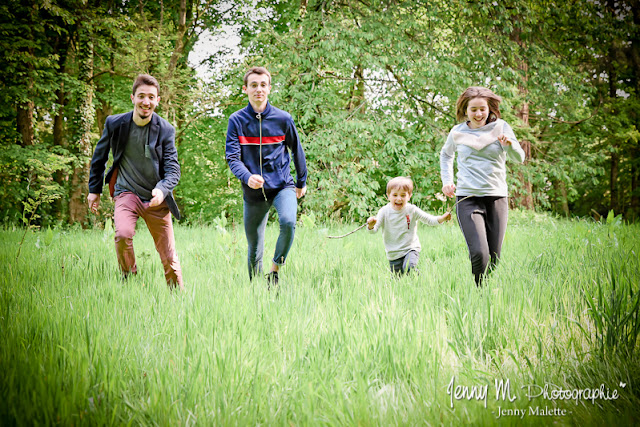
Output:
[413, 205, 442, 226]
[367, 208, 385, 233]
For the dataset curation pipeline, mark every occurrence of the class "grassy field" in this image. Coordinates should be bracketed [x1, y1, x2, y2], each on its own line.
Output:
[1, 210, 639, 425]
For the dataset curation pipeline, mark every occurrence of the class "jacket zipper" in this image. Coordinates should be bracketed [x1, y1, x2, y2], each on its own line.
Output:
[256, 113, 267, 201]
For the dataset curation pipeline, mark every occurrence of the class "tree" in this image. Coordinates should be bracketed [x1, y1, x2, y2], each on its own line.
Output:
[2, 0, 639, 224]
[68, 18, 95, 224]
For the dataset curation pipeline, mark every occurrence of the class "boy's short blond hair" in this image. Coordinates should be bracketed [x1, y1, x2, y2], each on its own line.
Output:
[386, 176, 413, 195]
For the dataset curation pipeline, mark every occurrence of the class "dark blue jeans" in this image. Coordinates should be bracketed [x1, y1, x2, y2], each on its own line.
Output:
[243, 188, 297, 280]
[389, 250, 420, 275]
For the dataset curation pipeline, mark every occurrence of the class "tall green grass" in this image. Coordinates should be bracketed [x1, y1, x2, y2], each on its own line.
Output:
[1, 211, 639, 425]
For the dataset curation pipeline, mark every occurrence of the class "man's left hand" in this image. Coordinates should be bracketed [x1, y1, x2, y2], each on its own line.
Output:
[149, 188, 165, 207]
[296, 186, 307, 199]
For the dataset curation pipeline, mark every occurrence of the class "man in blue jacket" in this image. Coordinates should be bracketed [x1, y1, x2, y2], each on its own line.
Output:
[87, 74, 184, 290]
[226, 67, 308, 286]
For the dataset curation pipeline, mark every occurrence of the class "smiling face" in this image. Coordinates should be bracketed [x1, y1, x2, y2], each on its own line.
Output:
[243, 73, 271, 110]
[466, 97, 489, 129]
[387, 188, 411, 211]
[131, 84, 159, 123]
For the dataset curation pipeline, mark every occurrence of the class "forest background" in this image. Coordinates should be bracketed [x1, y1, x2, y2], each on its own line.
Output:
[1, 0, 639, 227]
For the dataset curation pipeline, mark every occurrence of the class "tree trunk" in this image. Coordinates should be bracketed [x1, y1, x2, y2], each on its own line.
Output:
[53, 37, 72, 148]
[96, 103, 112, 136]
[166, 0, 189, 144]
[630, 151, 639, 221]
[605, 0, 621, 215]
[168, 0, 187, 77]
[53, 87, 65, 147]
[610, 148, 620, 214]
[68, 25, 95, 225]
[347, 64, 365, 114]
[630, 2, 640, 220]
[508, 28, 534, 210]
[16, 5, 36, 147]
[53, 85, 68, 219]
[16, 101, 35, 146]
[515, 98, 533, 210]
[53, 36, 73, 219]
[558, 180, 570, 217]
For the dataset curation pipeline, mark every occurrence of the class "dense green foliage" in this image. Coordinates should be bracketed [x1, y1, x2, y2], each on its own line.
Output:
[1, 0, 639, 225]
[2, 212, 639, 424]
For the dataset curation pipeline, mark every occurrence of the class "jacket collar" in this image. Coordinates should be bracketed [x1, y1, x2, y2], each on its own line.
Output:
[147, 113, 160, 148]
[245, 101, 272, 119]
[115, 112, 134, 154]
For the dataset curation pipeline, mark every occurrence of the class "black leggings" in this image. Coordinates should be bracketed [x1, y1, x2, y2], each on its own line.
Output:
[456, 196, 508, 285]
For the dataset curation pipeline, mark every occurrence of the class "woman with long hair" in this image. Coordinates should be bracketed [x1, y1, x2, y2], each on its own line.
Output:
[440, 87, 525, 286]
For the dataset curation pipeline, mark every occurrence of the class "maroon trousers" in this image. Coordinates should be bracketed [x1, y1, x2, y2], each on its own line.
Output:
[114, 192, 183, 289]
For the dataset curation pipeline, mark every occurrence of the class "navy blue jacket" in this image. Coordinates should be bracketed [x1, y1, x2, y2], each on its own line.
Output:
[88, 112, 182, 219]
[225, 102, 307, 200]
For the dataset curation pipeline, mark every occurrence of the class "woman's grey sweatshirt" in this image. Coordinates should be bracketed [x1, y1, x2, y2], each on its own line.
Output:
[440, 119, 525, 197]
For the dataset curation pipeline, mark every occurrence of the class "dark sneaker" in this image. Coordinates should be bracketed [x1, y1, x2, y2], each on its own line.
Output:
[121, 271, 136, 283]
[266, 271, 279, 290]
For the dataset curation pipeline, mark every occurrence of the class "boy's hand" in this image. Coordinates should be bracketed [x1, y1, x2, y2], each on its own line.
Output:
[438, 212, 452, 223]
[367, 216, 377, 229]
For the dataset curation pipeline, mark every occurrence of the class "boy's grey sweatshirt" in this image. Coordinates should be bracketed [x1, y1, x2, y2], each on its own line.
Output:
[440, 119, 525, 197]
[369, 203, 440, 260]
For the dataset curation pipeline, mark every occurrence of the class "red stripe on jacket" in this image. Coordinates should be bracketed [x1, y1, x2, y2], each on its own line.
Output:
[239, 135, 285, 145]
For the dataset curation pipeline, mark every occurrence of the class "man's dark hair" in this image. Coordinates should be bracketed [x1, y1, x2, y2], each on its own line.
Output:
[132, 74, 160, 95]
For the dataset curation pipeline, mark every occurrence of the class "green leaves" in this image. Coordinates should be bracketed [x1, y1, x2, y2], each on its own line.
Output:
[299, 211, 316, 228]
[580, 253, 640, 358]
[2, 0, 639, 224]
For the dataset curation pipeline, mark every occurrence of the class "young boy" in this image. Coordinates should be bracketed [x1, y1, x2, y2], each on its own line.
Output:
[367, 177, 451, 274]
